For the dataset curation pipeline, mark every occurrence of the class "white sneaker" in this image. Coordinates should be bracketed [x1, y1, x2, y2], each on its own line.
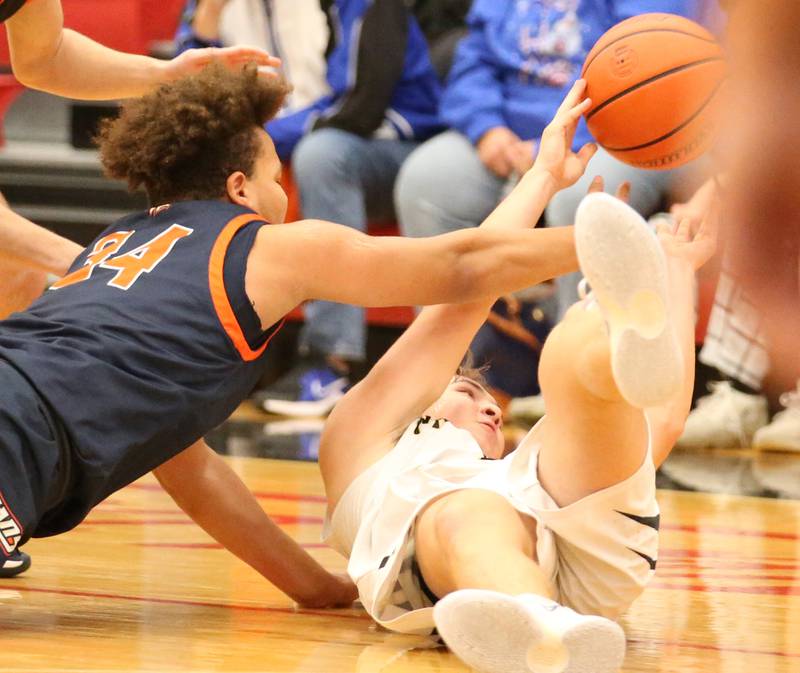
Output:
[575, 192, 681, 408]
[433, 589, 625, 673]
[753, 382, 800, 452]
[676, 381, 768, 449]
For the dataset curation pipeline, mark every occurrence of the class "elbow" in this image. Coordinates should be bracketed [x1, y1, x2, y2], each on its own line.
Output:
[12, 55, 53, 92]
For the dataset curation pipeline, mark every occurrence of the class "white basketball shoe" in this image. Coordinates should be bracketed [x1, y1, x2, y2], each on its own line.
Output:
[575, 192, 682, 408]
[753, 381, 800, 452]
[433, 589, 625, 673]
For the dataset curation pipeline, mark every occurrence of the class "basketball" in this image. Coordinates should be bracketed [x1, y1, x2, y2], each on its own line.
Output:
[581, 13, 725, 169]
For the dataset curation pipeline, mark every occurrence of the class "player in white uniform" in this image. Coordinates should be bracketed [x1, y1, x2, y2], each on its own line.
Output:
[320, 80, 717, 673]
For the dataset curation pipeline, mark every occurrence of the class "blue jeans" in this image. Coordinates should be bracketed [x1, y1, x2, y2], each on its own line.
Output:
[291, 128, 419, 361]
[396, 132, 683, 319]
[395, 130, 506, 238]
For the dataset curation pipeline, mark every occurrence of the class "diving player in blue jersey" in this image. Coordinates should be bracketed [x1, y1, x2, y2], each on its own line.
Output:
[0, 64, 595, 595]
[0, 0, 279, 320]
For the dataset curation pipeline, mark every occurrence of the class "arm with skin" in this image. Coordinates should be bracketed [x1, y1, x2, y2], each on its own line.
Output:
[152, 439, 357, 608]
[647, 212, 718, 466]
[0, 204, 82, 274]
[317, 81, 597, 451]
[6, 0, 277, 100]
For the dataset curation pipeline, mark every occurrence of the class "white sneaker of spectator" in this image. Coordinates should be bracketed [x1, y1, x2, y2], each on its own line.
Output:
[753, 381, 800, 452]
[676, 381, 769, 449]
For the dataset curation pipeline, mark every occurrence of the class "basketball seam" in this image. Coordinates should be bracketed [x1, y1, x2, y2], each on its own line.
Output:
[585, 57, 724, 121]
[582, 28, 720, 77]
[601, 77, 724, 152]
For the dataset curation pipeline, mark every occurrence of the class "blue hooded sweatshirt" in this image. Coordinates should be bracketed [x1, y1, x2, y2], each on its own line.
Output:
[176, 0, 443, 161]
[442, 0, 700, 150]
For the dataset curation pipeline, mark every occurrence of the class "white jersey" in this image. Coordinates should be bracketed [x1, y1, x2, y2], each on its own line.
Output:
[323, 416, 659, 634]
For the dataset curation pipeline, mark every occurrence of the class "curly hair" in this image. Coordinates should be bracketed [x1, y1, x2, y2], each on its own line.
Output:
[97, 64, 290, 204]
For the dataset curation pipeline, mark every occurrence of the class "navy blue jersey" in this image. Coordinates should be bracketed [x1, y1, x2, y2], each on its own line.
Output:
[0, 201, 282, 536]
[0, 0, 28, 22]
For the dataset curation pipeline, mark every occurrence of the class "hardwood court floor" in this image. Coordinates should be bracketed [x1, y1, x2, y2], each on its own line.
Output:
[1, 453, 799, 673]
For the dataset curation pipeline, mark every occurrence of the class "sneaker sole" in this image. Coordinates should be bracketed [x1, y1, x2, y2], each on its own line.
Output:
[433, 589, 625, 673]
[575, 192, 682, 408]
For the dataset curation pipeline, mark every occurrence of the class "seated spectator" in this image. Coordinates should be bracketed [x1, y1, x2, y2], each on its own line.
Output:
[178, 0, 444, 417]
[672, 177, 800, 452]
[176, 0, 330, 111]
[395, 0, 701, 331]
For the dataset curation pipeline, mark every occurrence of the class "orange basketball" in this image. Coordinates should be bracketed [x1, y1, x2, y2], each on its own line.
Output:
[582, 13, 725, 169]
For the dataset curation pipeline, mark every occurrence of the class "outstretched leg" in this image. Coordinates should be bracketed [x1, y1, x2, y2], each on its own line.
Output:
[537, 193, 698, 506]
[415, 489, 625, 673]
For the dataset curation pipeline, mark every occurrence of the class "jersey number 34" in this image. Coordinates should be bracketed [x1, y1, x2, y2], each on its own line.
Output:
[51, 225, 193, 291]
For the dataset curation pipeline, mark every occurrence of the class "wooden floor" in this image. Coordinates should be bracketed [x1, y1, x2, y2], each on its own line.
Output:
[1, 452, 799, 673]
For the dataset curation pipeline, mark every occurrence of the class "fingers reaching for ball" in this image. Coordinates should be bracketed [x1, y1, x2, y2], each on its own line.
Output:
[586, 176, 630, 204]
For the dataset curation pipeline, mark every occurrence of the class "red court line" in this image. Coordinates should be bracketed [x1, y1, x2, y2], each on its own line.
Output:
[660, 549, 793, 560]
[659, 561, 800, 571]
[650, 581, 800, 597]
[656, 572, 800, 582]
[0, 583, 369, 621]
[628, 638, 800, 660]
[127, 482, 328, 503]
[136, 542, 329, 551]
[81, 514, 324, 526]
[661, 523, 800, 541]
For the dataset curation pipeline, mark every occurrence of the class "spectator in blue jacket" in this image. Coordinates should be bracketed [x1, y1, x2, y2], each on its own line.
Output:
[395, 0, 700, 325]
[177, 0, 443, 416]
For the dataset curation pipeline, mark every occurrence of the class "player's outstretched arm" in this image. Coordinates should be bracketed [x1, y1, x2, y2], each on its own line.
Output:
[319, 80, 598, 448]
[0, 200, 82, 275]
[6, 0, 279, 100]
[152, 439, 357, 609]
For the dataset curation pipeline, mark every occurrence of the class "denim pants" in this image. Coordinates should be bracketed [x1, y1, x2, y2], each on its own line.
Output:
[395, 130, 680, 320]
[291, 128, 419, 361]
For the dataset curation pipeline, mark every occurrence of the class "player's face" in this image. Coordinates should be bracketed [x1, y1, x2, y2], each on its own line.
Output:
[246, 129, 289, 223]
[430, 377, 505, 459]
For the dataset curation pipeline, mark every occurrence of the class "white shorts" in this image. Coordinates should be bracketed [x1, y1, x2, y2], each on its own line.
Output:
[323, 417, 659, 634]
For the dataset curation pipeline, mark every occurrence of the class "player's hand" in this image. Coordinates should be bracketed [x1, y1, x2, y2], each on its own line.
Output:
[477, 127, 521, 178]
[656, 203, 718, 271]
[296, 572, 358, 609]
[669, 176, 721, 237]
[586, 175, 631, 203]
[162, 46, 282, 83]
[532, 79, 597, 190]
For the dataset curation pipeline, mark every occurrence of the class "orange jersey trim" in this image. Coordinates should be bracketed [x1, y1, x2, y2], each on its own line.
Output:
[208, 214, 283, 362]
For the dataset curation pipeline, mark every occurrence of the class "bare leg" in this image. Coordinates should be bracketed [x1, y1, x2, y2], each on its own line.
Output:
[415, 489, 552, 599]
[536, 193, 698, 506]
[425, 488, 626, 673]
[537, 304, 649, 506]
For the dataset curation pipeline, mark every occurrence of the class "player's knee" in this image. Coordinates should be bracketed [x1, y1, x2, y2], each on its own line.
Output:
[540, 309, 623, 403]
[428, 490, 531, 560]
